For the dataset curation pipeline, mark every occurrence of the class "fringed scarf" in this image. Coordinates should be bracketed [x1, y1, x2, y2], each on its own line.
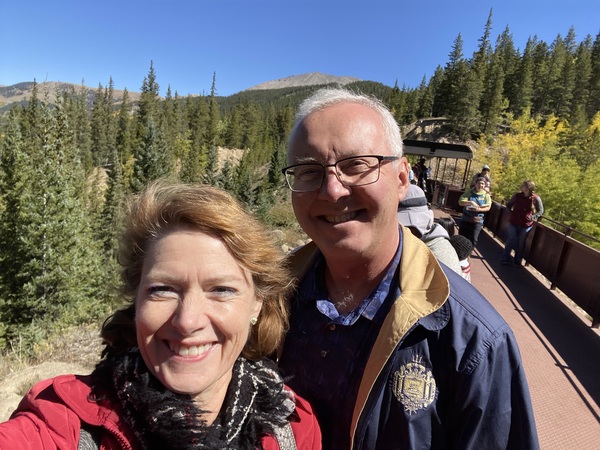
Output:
[91, 349, 296, 449]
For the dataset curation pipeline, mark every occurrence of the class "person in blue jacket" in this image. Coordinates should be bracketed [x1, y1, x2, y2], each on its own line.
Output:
[278, 87, 539, 449]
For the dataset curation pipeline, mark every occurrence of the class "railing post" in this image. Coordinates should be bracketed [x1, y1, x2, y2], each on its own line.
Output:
[549, 227, 572, 290]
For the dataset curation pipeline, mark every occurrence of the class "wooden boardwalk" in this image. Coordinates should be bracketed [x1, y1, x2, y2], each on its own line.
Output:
[469, 229, 600, 449]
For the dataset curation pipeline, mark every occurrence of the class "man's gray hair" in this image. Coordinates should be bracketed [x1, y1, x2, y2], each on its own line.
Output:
[287, 88, 404, 162]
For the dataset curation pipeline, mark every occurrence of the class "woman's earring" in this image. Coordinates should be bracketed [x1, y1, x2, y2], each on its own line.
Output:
[250, 317, 258, 326]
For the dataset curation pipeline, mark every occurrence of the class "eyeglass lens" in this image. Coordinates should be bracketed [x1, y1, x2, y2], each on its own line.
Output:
[285, 156, 383, 192]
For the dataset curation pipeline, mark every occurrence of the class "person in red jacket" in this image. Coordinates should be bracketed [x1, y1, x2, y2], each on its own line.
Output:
[0, 181, 321, 450]
[501, 179, 544, 267]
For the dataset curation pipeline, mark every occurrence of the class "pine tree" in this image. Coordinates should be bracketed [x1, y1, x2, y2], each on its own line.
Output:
[115, 88, 134, 182]
[571, 35, 593, 120]
[531, 40, 552, 116]
[495, 27, 520, 116]
[205, 72, 221, 149]
[512, 37, 536, 116]
[0, 96, 109, 348]
[417, 75, 434, 119]
[480, 44, 506, 135]
[131, 117, 173, 192]
[0, 110, 32, 345]
[99, 146, 127, 297]
[441, 34, 481, 137]
[224, 104, 243, 148]
[473, 10, 493, 118]
[90, 80, 116, 167]
[588, 32, 600, 119]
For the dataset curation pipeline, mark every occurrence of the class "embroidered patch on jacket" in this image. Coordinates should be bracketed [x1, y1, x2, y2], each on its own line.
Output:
[392, 355, 437, 414]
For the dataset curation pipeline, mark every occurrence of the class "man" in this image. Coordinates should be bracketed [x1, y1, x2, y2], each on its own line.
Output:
[278, 88, 538, 449]
[471, 164, 492, 193]
[396, 184, 462, 275]
[458, 176, 492, 248]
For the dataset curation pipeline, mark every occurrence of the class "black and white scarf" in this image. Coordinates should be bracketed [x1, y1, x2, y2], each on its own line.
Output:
[91, 349, 296, 449]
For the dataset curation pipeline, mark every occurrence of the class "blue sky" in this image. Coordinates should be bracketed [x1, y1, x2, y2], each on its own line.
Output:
[1, 0, 599, 97]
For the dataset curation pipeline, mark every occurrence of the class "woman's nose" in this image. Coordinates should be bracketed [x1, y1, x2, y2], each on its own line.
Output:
[171, 295, 209, 335]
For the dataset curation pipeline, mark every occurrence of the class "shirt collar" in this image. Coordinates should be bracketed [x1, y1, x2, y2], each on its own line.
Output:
[298, 229, 402, 325]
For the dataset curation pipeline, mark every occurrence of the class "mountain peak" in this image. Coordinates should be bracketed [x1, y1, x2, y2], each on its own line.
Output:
[246, 72, 361, 91]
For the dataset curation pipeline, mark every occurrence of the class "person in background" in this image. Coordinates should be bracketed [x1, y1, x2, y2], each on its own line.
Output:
[458, 177, 492, 248]
[417, 157, 429, 191]
[408, 164, 416, 185]
[0, 181, 321, 450]
[471, 164, 492, 193]
[449, 234, 474, 283]
[501, 179, 544, 267]
[278, 87, 539, 450]
[434, 216, 456, 236]
[397, 184, 462, 275]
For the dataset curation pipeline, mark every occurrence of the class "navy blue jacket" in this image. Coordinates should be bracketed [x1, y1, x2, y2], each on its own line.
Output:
[282, 228, 539, 449]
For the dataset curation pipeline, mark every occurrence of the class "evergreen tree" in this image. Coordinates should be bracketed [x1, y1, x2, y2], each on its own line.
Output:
[115, 88, 134, 182]
[0, 97, 109, 348]
[430, 66, 446, 117]
[571, 35, 593, 120]
[0, 111, 32, 345]
[185, 95, 209, 180]
[495, 26, 520, 115]
[480, 45, 506, 135]
[417, 75, 434, 119]
[203, 144, 219, 185]
[441, 34, 481, 138]
[90, 80, 116, 167]
[101, 146, 127, 272]
[472, 10, 493, 118]
[224, 104, 243, 148]
[65, 82, 93, 170]
[531, 40, 552, 116]
[387, 81, 406, 124]
[131, 117, 173, 192]
[205, 72, 221, 149]
[547, 34, 574, 118]
[512, 37, 536, 116]
[588, 32, 600, 119]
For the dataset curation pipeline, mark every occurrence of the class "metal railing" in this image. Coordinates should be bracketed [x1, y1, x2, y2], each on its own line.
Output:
[432, 181, 600, 328]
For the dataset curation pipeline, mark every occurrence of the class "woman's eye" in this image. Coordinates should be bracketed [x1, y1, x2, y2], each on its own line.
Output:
[211, 286, 237, 297]
[147, 285, 178, 299]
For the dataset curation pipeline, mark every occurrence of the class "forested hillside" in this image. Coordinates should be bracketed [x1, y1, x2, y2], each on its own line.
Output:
[0, 11, 599, 354]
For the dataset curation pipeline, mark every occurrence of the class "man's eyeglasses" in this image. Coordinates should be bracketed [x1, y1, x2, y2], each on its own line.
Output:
[281, 155, 399, 193]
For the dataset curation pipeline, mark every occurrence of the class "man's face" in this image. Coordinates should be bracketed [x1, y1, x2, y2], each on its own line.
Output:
[288, 102, 408, 261]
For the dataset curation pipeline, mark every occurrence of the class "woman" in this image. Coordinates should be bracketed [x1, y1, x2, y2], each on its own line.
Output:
[458, 177, 492, 248]
[0, 181, 321, 449]
[501, 180, 544, 267]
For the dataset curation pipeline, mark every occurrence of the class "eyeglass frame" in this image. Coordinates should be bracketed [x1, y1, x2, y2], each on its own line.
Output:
[281, 154, 399, 193]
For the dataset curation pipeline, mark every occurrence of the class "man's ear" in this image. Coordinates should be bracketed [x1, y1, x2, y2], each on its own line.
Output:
[398, 157, 410, 201]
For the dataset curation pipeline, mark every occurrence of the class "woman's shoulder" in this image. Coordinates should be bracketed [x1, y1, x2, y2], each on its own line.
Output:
[287, 387, 322, 449]
[0, 374, 88, 449]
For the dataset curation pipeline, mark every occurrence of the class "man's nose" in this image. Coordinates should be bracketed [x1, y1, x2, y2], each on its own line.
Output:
[318, 168, 351, 200]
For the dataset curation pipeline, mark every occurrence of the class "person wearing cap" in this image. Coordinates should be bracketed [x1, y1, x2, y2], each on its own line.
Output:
[458, 177, 492, 248]
[471, 164, 491, 193]
[397, 185, 462, 275]
[278, 87, 539, 450]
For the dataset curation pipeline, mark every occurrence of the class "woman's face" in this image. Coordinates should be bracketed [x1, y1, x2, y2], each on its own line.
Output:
[135, 228, 263, 409]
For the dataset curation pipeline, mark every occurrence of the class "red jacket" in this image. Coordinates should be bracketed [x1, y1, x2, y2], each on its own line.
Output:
[0, 374, 321, 450]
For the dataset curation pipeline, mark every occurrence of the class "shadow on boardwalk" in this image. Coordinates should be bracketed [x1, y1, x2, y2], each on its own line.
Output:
[472, 231, 600, 419]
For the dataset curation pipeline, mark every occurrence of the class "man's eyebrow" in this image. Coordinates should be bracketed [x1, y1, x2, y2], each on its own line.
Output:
[293, 156, 320, 164]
